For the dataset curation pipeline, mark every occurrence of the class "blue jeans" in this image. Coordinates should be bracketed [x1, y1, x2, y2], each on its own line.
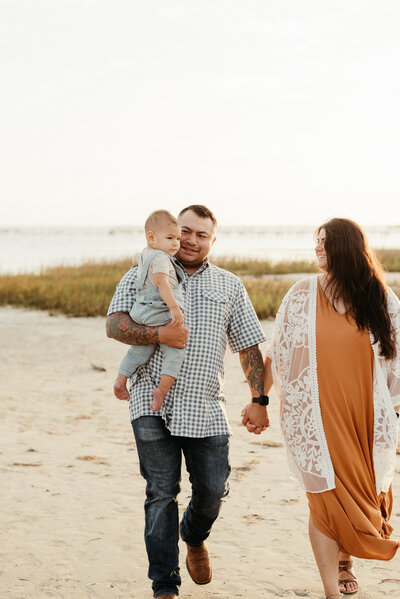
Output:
[132, 416, 230, 598]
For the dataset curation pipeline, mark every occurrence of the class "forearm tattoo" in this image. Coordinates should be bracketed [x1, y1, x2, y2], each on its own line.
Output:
[106, 312, 158, 345]
[239, 345, 265, 396]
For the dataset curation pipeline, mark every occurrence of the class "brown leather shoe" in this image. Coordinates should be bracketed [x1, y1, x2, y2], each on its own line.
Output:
[185, 542, 212, 585]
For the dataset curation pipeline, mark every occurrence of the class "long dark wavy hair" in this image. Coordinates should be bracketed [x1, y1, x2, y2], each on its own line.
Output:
[317, 218, 396, 359]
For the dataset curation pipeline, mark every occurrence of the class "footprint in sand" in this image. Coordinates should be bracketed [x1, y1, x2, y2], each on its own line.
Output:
[242, 513, 266, 524]
[76, 455, 109, 465]
[231, 458, 259, 481]
[12, 462, 42, 467]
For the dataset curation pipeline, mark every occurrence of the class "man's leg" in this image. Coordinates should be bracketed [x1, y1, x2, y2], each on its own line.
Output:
[180, 435, 230, 545]
[132, 416, 182, 598]
[180, 434, 230, 585]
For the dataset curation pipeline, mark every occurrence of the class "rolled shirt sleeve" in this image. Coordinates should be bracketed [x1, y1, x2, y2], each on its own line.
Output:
[107, 267, 138, 316]
[227, 279, 265, 352]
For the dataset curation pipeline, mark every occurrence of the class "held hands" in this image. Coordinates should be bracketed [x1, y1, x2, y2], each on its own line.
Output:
[170, 306, 184, 327]
[241, 403, 270, 435]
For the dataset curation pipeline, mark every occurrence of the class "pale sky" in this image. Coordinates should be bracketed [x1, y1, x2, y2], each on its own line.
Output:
[1, 0, 399, 227]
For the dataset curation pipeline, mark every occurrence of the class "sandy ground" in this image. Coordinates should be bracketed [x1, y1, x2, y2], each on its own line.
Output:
[1, 306, 400, 599]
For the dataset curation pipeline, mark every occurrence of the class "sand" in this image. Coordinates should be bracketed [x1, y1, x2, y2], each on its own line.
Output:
[1, 305, 400, 599]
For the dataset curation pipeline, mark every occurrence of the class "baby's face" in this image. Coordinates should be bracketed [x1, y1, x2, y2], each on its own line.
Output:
[151, 223, 181, 256]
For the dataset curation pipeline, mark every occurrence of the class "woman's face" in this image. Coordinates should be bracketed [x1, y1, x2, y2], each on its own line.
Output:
[315, 228, 328, 271]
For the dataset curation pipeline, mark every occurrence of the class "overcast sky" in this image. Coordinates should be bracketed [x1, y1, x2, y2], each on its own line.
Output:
[1, 0, 399, 227]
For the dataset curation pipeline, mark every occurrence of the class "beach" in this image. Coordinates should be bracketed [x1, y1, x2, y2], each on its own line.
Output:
[1, 305, 400, 599]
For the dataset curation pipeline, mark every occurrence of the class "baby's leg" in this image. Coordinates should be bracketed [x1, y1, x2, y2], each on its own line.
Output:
[150, 375, 176, 411]
[150, 344, 186, 411]
[116, 344, 157, 402]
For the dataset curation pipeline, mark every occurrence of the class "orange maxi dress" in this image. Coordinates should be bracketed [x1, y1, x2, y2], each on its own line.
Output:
[307, 281, 399, 559]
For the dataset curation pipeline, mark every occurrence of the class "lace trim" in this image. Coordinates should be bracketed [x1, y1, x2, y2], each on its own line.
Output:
[308, 276, 335, 490]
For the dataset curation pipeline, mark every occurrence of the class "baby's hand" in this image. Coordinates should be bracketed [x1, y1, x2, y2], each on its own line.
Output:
[170, 306, 184, 326]
[113, 375, 130, 401]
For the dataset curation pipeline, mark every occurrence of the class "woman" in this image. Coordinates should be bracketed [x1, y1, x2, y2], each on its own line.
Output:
[263, 219, 399, 598]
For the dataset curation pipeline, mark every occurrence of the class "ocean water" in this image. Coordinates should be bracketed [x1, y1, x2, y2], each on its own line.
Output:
[1, 225, 400, 275]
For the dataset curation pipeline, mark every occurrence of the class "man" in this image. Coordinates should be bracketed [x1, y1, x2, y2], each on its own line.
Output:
[106, 205, 269, 599]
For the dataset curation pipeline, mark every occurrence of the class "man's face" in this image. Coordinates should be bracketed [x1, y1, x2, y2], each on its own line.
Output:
[177, 210, 216, 271]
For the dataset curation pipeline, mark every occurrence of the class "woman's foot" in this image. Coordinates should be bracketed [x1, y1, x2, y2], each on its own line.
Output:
[338, 560, 358, 594]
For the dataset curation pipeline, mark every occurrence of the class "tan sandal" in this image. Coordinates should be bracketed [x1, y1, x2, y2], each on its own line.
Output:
[339, 560, 359, 595]
[325, 595, 343, 599]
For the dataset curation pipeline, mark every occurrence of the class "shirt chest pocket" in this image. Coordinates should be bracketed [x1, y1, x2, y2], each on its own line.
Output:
[202, 289, 228, 303]
[200, 289, 229, 328]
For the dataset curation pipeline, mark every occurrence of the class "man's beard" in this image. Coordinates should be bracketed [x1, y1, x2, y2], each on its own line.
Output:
[175, 253, 208, 270]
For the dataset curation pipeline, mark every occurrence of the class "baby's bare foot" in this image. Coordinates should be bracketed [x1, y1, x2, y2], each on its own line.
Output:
[150, 388, 165, 411]
[113, 380, 130, 401]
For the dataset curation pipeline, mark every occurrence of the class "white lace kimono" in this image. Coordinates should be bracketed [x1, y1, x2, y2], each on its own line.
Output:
[267, 275, 400, 495]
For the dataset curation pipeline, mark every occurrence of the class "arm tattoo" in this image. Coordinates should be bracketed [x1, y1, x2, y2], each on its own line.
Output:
[106, 312, 158, 346]
[239, 345, 265, 396]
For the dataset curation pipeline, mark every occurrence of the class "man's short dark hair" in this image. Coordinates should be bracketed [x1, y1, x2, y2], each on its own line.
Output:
[178, 205, 217, 229]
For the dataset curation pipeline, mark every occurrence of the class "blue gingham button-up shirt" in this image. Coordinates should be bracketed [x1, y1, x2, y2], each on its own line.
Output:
[107, 260, 265, 437]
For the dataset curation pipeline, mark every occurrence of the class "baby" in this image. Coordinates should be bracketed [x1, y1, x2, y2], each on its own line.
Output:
[113, 209, 186, 411]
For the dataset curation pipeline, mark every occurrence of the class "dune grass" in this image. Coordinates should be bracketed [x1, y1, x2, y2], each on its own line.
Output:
[0, 260, 132, 317]
[212, 256, 318, 276]
[242, 279, 293, 319]
[376, 249, 400, 272]
[214, 249, 400, 276]
[0, 252, 399, 318]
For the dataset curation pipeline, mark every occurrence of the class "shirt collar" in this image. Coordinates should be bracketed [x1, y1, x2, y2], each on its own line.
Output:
[173, 258, 210, 277]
